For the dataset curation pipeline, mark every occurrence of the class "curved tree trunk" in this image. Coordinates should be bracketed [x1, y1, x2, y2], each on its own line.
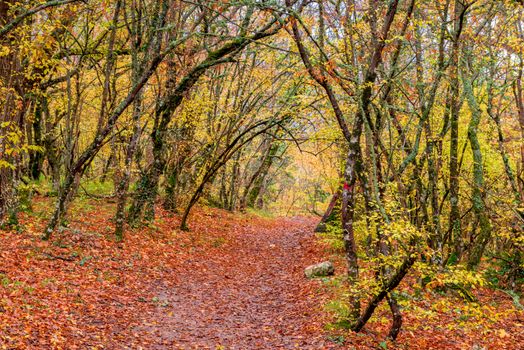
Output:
[314, 190, 340, 233]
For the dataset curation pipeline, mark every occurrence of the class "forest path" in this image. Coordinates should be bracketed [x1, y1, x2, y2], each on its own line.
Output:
[138, 215, 338, 349]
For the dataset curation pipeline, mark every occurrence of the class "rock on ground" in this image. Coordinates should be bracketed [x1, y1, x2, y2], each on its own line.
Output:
[304, 261, 335, 279]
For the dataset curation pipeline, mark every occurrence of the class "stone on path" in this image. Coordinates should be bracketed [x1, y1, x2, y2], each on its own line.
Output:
[304, 261, 334, 279]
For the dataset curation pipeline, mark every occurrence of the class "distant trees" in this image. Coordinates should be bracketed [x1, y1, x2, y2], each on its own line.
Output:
[126, 2, 285, 228]
[28, 0, 289, 238]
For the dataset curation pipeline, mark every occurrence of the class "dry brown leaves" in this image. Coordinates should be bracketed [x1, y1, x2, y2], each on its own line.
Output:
[0, 197, 522, 349]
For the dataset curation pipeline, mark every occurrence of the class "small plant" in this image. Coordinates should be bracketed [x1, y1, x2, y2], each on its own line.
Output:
[211, 237, 226, 248]
[317, 224, 345, 253]
[324, 299, 352, 330]
[17, 182, 33, 213]
[485, 253, 524, 292]
[327, 335, 345, 345]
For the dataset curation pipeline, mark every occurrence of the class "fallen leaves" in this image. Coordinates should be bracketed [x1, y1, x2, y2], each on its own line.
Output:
[0, 197, 522, 349]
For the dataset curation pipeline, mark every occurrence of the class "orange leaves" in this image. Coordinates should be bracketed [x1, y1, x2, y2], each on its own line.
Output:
[1, 197, 523, 348]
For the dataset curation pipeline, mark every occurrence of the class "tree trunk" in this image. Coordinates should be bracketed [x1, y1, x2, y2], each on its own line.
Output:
[247, 142, 278, 208]
[0, 0, 23, 227]
[449, 0, 466, 262]
[341, 117, 363, 320]
[314, 190, 340, 232]
[462, 50, 491, 270]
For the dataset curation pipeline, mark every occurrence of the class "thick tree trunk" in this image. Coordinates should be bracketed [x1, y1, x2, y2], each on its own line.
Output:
[341, 117, 363, 320]
[163, 164, 181, 212]
[114, 72, 143, 240]
[42, 98, 61, 193]
[449, 0, 466, 261]
[128, 125, 166, 225]
[514, 48, 524, 201]
[0, 0, 23, 227]
[462, 52, 491, 270]
[28, 100, 44, 180]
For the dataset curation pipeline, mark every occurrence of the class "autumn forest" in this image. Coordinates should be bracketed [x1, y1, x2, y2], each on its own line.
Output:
[0, 0, 523, 348]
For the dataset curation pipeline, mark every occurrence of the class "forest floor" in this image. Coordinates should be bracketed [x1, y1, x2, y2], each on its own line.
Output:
[0, 197, 523, 349]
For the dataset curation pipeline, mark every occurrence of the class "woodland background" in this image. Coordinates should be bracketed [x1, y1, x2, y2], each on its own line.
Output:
[0, 0, 523, 348]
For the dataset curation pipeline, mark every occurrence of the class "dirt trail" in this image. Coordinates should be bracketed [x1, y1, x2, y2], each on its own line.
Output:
[139, 216, 337, 349]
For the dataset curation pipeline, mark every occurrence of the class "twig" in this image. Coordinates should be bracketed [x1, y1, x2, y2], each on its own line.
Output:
[42, 252, 77, 262]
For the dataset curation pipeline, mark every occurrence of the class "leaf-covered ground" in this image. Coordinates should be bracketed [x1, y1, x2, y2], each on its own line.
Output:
[0, 198, 522, 349]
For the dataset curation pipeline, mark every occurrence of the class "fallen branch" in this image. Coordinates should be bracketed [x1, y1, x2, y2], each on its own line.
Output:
[42, 252, 77, 261]
[351, 255, 416, 334]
